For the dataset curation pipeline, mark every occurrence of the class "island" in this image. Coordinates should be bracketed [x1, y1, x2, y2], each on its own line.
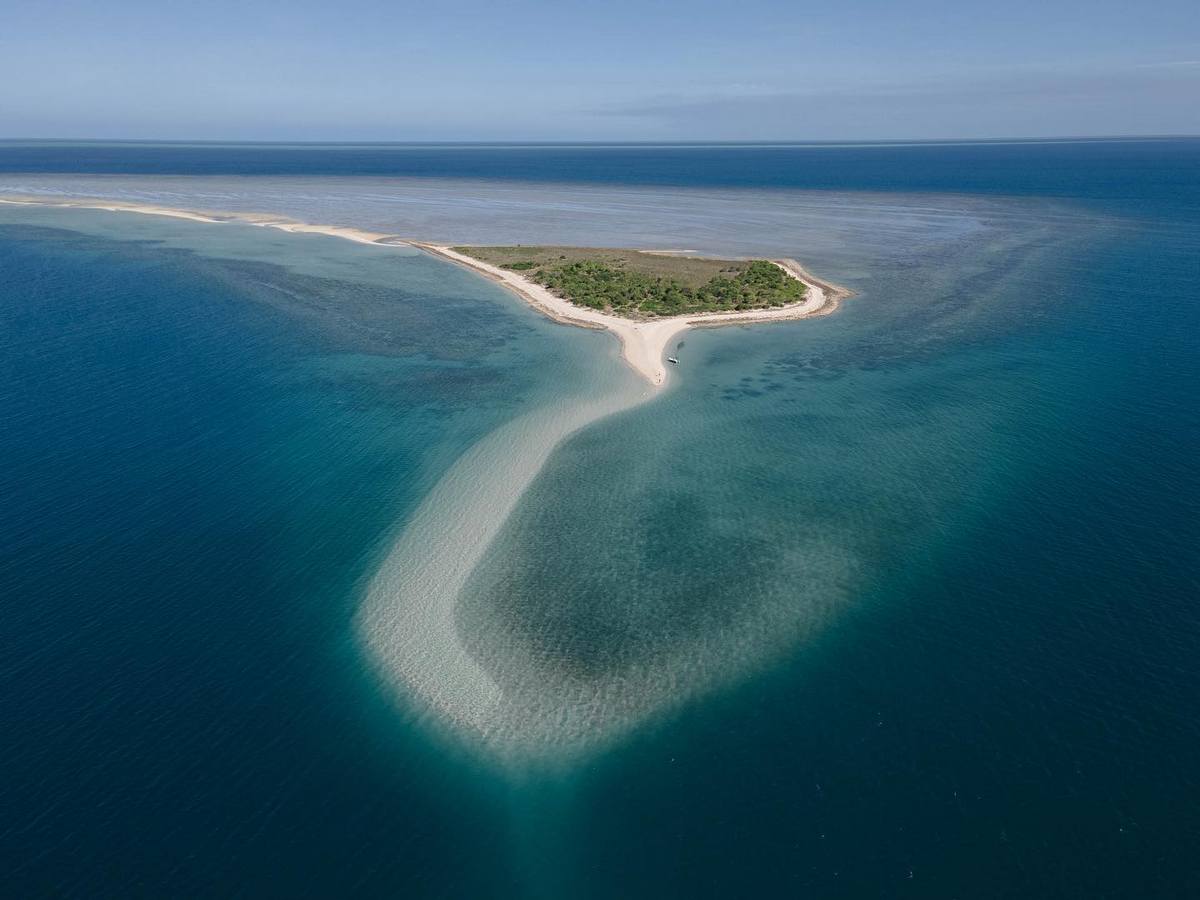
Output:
[0, 197, 850, 389]
[415, 244, 851, 387]
[447, 246, 808, 316]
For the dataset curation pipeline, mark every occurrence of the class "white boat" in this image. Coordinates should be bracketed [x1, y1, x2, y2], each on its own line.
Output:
[667, 356, 679, 364]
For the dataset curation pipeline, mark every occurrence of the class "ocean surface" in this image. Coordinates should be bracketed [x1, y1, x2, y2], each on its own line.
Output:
[1, 141, 1198, 897]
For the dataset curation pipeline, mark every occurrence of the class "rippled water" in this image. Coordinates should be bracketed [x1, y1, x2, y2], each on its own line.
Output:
[2, 141, 1198, 897]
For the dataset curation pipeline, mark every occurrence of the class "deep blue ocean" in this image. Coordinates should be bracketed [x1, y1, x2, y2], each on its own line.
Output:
[1, 141, 1198, 898]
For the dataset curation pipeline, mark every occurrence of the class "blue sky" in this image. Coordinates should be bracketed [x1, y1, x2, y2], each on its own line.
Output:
[1, 0, 1197, 140]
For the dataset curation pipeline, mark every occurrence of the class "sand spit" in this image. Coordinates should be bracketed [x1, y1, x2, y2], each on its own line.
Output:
[0, 197, 396, 247]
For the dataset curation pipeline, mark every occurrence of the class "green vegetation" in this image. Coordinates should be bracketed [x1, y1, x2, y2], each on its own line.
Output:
[452, 246, 806, 317]
[534, 259, 803, 315]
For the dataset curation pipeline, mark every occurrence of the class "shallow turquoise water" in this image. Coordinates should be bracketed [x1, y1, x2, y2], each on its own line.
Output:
[2, 141, 1198, 897]
[0, 206, 627, 896]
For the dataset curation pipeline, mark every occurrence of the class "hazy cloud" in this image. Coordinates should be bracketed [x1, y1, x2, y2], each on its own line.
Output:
[598, 65, 1200, 140]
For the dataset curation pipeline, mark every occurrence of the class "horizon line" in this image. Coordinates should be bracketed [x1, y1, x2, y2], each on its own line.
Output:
[1, 134, 1198, 148]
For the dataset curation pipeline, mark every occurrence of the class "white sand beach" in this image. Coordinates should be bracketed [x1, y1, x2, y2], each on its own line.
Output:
[414, 244, 849, 387]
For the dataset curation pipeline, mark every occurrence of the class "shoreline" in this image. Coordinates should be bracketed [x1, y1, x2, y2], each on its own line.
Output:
[0, 195, 852, 387]
[413, 244, 850, 386]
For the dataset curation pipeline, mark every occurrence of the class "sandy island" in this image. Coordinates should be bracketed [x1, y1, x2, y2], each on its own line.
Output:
[1, 196, 850, 387]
